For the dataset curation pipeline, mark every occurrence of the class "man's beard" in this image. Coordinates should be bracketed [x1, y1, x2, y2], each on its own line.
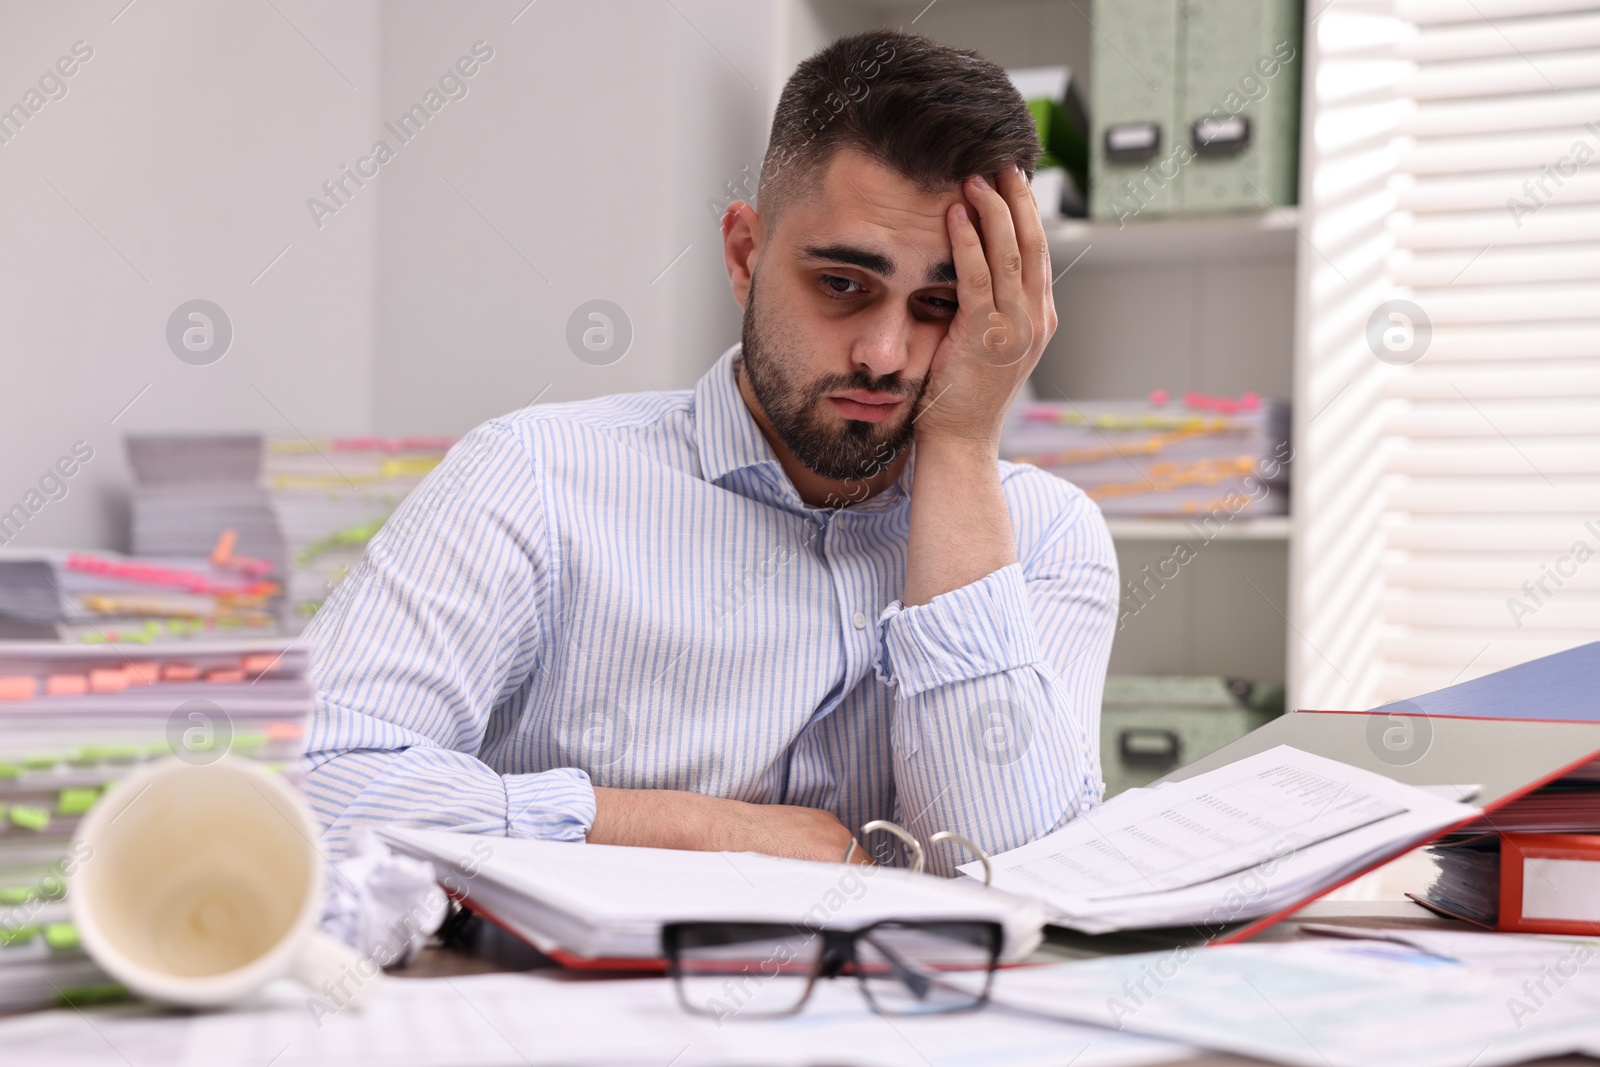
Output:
[739, 273, 926, 484]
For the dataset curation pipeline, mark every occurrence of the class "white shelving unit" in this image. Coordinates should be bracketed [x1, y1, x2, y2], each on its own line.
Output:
[1046, 208, 1300, 266]
[1105, 517, 1293, 543]
[773, 0, 1301, 695]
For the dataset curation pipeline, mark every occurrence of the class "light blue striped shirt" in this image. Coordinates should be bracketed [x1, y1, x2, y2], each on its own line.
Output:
[302, 347, 1118, 875]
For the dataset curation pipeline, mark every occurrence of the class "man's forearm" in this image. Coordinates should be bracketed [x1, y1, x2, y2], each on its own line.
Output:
[903, 436, 1017, 606]
[587, 786, 862, 863]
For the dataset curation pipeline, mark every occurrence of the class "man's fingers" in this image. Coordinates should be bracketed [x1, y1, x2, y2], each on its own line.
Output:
[964, 173, 1024, 312]
[946, 199, 993, 306]
[998, 164, 1050, 300]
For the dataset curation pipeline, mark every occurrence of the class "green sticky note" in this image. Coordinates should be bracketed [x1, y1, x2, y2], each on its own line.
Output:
[9, 805, 49, 832]
[54, 983, 126, 1007]
[0, 763, 18, 780]
[0, 925, 38, 947]
[22, 755, 59, 770]
[57, 787, 99, 815]
[0, 887, 31, 906]
[43, 923, 79, 951]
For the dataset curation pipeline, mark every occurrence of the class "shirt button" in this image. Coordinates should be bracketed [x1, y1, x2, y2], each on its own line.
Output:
[852, 611, 868, 630]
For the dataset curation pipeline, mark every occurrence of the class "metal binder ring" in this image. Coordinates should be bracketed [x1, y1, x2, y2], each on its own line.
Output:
[929, 830, 992, 887]
[842, 819, 925, 872]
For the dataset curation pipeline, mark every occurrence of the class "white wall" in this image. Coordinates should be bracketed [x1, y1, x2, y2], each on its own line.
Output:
[0, 0, 773, 549]
[368, 0, 774, 434]
[0, 0, 381, 550]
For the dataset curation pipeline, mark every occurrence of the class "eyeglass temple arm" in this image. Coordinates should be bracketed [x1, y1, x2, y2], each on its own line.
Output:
[855, 931, 935, 1001]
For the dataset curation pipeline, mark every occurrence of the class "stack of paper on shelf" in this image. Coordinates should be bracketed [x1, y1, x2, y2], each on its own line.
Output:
[126, 434, 453, 631]
[380, 826, 1048, 964]
[0, 640, 313, 1012]
[0, 550, 280, 644]
[1002, 395, 1290, 518]
[963, 745, 1479, 934]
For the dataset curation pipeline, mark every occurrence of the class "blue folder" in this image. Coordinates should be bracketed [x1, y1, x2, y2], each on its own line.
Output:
[1371, 642, 1600, 723]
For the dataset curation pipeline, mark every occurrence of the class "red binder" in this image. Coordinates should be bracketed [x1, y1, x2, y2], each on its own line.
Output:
[1499, 832, 1600, 936]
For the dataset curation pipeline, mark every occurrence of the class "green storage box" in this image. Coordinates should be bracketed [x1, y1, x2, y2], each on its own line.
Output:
[1091, 0, 1303, 221]
[1100, 675, 1284, 798]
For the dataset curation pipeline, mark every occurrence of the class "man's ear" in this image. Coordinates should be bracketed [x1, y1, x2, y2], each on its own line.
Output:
[721, 201, 762, 309]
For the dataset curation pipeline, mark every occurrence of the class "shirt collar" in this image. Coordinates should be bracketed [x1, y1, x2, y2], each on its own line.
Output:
[693, 344, 783, 487]
[691, 343, 913, 511]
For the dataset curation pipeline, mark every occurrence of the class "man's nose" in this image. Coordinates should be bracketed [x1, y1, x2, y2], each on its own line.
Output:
[851, 307, 913, 381]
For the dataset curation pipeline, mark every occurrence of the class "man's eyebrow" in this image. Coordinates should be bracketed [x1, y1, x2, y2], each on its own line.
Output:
[799, 243, 958, 286]
[799, 243, 895, 277]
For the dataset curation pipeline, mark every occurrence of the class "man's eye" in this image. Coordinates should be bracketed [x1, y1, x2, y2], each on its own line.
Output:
[820, 274, 864, 296]
[922, 295, 958, 312]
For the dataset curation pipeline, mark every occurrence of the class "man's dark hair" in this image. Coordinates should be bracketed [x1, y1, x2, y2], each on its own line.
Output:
[757, 29, 1040, 223]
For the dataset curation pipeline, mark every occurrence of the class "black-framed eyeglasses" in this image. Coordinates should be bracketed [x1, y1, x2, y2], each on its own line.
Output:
[662, 919, 1002, 1020]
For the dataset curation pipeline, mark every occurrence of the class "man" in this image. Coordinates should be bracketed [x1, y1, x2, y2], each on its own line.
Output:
[303, 29, 1117, 876]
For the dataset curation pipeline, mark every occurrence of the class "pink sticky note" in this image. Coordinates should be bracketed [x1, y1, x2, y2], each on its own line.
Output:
[161, 663, 201, 682]
[89, 669, 129, 693]
[204, 668, 246, 684]
[125, 661, 160, 685]
[0, 675, 38, 701]
[45, 675, 89, 696]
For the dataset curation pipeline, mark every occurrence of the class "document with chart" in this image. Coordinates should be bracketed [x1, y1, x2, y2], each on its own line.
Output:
[963, 746, 1480, 933]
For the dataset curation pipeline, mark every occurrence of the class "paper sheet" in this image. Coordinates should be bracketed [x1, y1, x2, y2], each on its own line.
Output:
[992, 939, 1600, 1067]
[0, 971, 1194, 1067]
[964, 746, 1480, 931]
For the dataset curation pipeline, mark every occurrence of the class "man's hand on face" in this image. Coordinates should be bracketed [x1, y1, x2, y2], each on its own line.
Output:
[913, 165, 1057, 451]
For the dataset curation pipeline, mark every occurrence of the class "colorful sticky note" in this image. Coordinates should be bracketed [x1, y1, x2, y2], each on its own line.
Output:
[9, 806, 50, 832]
[88, 669, 128, 694]
[45, 674, 89, 696]
[124, 661, 160, 685]
[162, 663, 201, 681]
[43, 923, 79, 951]
[54, 983, 126, 1007]
[0, 925, 39, 948]
[57, 788, 99, 816]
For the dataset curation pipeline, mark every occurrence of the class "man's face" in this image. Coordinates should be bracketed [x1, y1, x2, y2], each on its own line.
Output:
[738, 149, 968, 483]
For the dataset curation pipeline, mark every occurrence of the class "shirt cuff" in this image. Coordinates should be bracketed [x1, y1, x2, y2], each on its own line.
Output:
[874, 563, 1041, 698]
[505, 767, 596, 841]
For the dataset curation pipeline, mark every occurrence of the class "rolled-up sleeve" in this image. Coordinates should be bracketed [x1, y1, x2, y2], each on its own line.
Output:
[876, 473, 1118, 875]
[298, 421, 595, 857]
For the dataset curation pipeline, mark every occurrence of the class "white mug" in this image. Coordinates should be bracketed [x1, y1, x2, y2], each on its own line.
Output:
[69, 755, 369, 1008]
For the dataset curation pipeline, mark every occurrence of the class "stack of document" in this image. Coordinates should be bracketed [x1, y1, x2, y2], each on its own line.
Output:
[380, 826, 1049, 962]
[964, 746, 1479, 934]
[127, 434, 453, 630]
[0, 639, 313, 1011]
[1002, 397, 1290, 518]
[1451, 774, 1600, 833]
[0, 550, 281, 645]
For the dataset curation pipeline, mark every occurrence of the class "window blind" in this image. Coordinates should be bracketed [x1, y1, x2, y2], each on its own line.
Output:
[1294, 0, 1600, 707]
